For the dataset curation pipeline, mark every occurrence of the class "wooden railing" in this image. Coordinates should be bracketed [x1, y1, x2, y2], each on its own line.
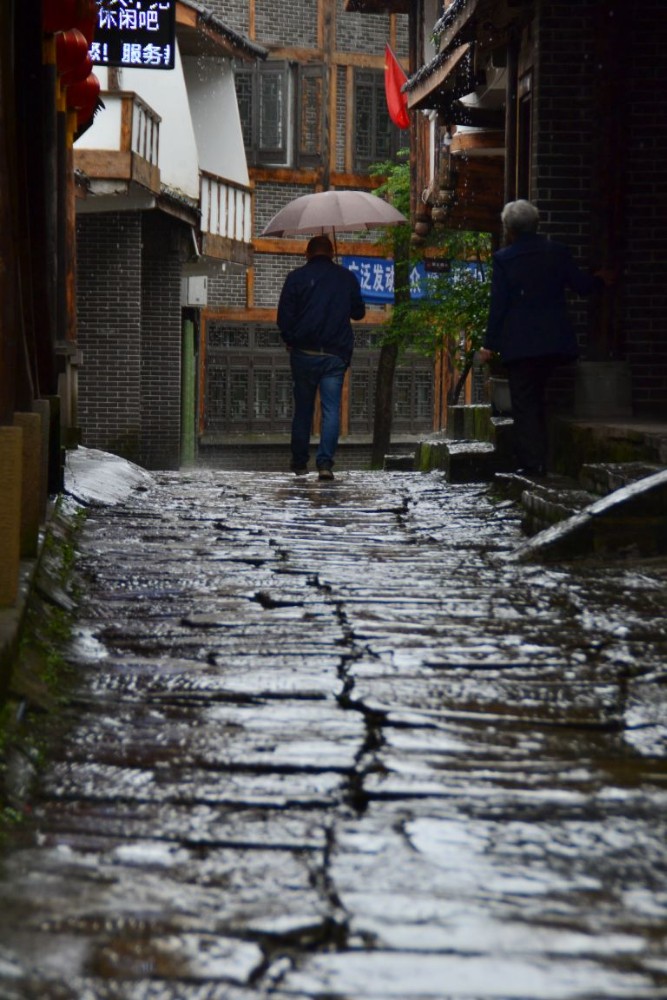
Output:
[127, 93, 160, 166]
[200, 171, 252, 246]
[74, 91, 161, 193]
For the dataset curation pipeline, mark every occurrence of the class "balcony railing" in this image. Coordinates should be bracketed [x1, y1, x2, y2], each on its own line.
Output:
[200, 171, 252, 265]
[74, 91, 161, 194]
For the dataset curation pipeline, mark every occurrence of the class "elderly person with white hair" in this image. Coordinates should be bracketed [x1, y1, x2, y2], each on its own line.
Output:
[479, 199, 612, 476]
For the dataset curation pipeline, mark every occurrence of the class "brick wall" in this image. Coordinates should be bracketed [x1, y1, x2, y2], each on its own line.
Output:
[76, 212, 143, 461]
[255, 0, 318, 49]
[622, 1, 667, 414]
[77, 211, 188, 470]
[204, 0, 249, 36]
[533, 2, 596, 340]
[254, 252, 303, 309]
[534, 1, 667, 415]
[253, 181, 314, 238]
[335, 0, 392, 54]
[140, 213, 187, 470]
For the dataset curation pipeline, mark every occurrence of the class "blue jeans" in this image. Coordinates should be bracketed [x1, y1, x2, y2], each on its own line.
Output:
[290, 351, 347, 469]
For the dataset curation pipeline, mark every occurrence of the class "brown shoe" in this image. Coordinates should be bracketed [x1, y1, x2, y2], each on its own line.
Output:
[318, 466, 334, 481]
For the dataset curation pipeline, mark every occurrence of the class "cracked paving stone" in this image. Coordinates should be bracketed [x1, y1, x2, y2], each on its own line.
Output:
[1, 468, 666, 998]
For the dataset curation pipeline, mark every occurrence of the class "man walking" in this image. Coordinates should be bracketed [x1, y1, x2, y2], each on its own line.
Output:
[277, 235, 365, 480]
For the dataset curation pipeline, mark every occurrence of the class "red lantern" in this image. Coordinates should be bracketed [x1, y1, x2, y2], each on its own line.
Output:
[56, 28, 89, 76]
[66, 72, 100, 111]
[61, 53, 93, 86]
[43, 0, 78, 34]
[78, 13, 97, 47]
[44, 0, 98, 42]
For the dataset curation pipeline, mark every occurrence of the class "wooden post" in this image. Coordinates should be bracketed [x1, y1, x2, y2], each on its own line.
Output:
[504, 30, 519, 206]
[13, 412, 42, 558]
[0, 1, 19, 426]
[0, 427, 23, 607]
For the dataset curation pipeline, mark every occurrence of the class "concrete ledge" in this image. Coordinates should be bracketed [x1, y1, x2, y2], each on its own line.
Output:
[553, 417, 667, 478]
[516, 468, 667, 561]
[0, 559, 39, 701]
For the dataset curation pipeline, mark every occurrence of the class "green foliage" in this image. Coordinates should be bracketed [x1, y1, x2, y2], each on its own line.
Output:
[370, 147, 411, 218]
[369, 150, 493, 372]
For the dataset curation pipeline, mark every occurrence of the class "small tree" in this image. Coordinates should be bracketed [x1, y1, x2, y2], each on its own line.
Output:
[368, 152, 492, 464]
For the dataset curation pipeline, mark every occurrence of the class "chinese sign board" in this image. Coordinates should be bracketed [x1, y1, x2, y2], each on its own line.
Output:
[90, 1, 176, 70]
[342, 256, 483, 303]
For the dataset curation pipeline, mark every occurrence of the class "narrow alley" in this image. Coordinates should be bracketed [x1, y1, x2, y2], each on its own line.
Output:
[0, 461, 666, 999]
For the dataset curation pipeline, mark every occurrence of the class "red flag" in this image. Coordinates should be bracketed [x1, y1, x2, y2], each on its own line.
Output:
[384, 43, 410, 130]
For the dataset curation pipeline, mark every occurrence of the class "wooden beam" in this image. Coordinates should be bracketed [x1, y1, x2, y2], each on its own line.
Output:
[203, 305, 388, 326]
[254, 237, 389, 257]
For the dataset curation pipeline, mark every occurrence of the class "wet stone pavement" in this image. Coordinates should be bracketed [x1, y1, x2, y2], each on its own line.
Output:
[1, 468, 667, 1000]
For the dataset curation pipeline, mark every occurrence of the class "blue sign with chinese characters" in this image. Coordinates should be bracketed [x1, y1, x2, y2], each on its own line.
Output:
[342, 256, 483, 303]
[90, 1, 176, 70]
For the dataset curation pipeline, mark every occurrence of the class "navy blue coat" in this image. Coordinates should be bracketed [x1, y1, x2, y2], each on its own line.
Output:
[484, 233, 602, 362]
[277, 255, 365, 365]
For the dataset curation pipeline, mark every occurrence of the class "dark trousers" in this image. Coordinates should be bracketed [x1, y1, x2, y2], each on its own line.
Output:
[506, 355, 561, 473]
[290, 351, 347, 469]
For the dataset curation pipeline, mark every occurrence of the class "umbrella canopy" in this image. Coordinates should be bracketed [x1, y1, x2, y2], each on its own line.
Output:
[261, 189, 407, 237]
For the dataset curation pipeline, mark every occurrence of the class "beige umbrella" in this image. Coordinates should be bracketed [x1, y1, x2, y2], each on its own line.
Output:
[261, 189, 407, 241]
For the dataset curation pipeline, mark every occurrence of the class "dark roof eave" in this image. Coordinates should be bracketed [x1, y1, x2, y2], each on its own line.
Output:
[178, 1, 268, 61]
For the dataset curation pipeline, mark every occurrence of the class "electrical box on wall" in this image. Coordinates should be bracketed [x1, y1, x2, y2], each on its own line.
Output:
[181, 275, 208, 307]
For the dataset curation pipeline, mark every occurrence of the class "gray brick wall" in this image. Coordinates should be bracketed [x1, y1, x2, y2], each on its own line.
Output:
[208, 268, 247, 309]
[254, 252, 303, 309]
[76, 212, 143, 462]
[76, 211, 188, 469]
[203, 0, 249, 36]
[335, 65, 346, 172]
[255, 0, 318, 49]
[335, 0, 392, 55]
[622, 1, 667, 413]
[253, 181, 315, 238]
[140, 213, 186, 470]
[533, 1, 667, 414]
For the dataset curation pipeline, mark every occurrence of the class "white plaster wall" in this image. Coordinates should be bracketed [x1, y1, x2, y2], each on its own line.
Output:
[181, 56, 249, 188]
[121, 43, 200, 199]
[75, 46, 200, 200]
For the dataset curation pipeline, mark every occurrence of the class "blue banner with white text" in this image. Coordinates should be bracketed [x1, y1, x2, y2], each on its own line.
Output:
[341, 256, 484, 303]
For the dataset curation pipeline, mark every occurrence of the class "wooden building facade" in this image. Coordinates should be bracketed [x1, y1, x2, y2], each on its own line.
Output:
[357, 0, 667, 420]
[196, 0, 434, 461]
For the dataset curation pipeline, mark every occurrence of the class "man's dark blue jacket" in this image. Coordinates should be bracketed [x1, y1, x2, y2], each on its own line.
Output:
[277, 255, 365, 365]
[484, 233, 602, 362]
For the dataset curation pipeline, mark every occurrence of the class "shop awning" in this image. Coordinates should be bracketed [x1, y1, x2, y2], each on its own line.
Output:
[405, 42, 473, 112]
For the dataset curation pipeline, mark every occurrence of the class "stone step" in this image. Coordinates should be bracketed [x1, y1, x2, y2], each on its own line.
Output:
[384, 453, 415, 471]
[579, 461, 664, 496]
[493, 472, 598, 535]
[496, 461, 667, 542]
[516, 467, 667, 561]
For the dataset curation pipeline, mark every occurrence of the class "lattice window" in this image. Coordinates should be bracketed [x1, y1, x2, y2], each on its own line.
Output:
[206, 364, 227, 428]
[354, 329, 382, 350]
[229, 371, 249, 421]
[253, 370, 272, 419]
[394, 371, 412, 419]
[414, 370, 433, 420]
[208, 324, 250, 350]
[298, 66, 324, 166]
[235, 61, 289, 166]
[350, 371, 375, 422]
[354, 69, 399, 171]
[255, 327, 283, 349]
[275, 371, 293, 420]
